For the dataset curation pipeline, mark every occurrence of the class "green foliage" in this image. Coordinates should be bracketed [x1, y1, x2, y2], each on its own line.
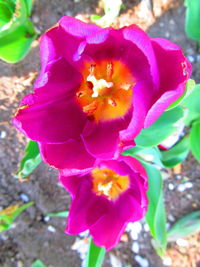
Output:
[167, 79, 196, 110]
[142, 162, 167, 257]
[189, 121, 200, 162]
[91, 0, 122, 27]
[182, 84, 200, 125]
[0, 202, 34, 232]
[0, 0, 36, 63]
[31, 260, 46, 267]
[168, 210, 200, 241]
[185, 0, 200, 44]
[135, 107, 183, 148]
[160, 136, 190, 168]
[85, 238, 106, 267]
[15, 140, 42, 180]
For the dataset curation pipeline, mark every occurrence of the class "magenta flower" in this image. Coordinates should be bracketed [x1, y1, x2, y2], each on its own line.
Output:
[60, 155, 148, 250]
[13, 17, 192, 169]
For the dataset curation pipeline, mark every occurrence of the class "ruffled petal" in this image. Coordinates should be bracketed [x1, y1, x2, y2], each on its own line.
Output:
[90, 192, 141, 250]
[144, 38, 192, 127]
[122, 25, 159, 88]
[120, 80, 153, 141]
[13, 96, 86, 143]
[60, 173, 109, 234]
[82, 112, 131, 159]
[39, 138, 95, 170]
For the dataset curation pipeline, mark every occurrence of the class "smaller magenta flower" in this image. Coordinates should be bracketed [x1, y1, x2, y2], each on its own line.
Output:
[60, 156, 148, 250]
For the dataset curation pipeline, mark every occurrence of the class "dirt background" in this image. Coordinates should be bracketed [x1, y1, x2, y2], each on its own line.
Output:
[0, 0, 200, 266]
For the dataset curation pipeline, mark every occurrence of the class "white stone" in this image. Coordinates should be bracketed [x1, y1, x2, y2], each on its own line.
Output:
[163, 257, 172, 266]
[47, 225, 56, 233]
[143, 223, 149, 232]
[135, 255, 149, 267]
[0, 131, 6, 138]
[176, 238, 188, 247]
[168, 183, 174, 190]
[187, 55, 195, 63]
[132, 242, 140, 254]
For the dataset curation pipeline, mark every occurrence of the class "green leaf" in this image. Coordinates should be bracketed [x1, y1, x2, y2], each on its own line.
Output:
[141, 161, 167, 256]
[167, 79, 196, 110]
[85, 238, 106, 267]
[135, 107, 183, 148]
[24, 0, 33, 16]
[31, 260, 46, 267]
[182, 84, 200, 125]
[0, 18, 36, 63]
[168, 210, 200, 241]
[0, 202, 34, 232]
[0, 0, 28, 38]
[91, 0, 122, 27]
[123, 146, 164, 168]
[12, 201, 34, 220]
[0, 1, 14, 27]
[15, 140, 41, 179]
[185, 0, 200, 43]
[189, 122, 200, 162]
[160, 136, 190, 168]
[47, 211, 69, 218]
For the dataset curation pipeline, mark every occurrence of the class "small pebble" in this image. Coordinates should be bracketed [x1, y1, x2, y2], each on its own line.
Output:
[168, 183, 174, 190]
[197, 54, 200, 63]
[19, 193, 29, 203]
[132, 242, 140, 254]
[166, 223, 171, 231]
[130, 231, 139, 240]
[143, 223, 149, 232]
[135, 255, 149, 267]
[44, 216, 50, 222]
[184, 182, 193, 189]
[186, 194, 192, 199]
[176, 238, 188, 247]
[110, 253, 123, 267]
[47, 225, 56, 233]
[169, 19, 175, 25]
[187, 55, 195, 63]
[65, 10, 73, 16]
[0, 131, 6, 138]
[163, 257, 172, 266]
[79, 230, 89, 238]
[165, 32, 170, 38]
[177, 184, 185, 192]
[17, 261, 24, 267]
[176, 175, 182, 180]
[159, 22, 164, 27]
[168, 214, 175, 222]
[32, 15, 39, 24]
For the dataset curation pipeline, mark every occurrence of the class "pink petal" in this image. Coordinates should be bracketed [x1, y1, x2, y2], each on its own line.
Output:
[13, 97, 86, 144]
[144, 38, 192, 127]
[39, 138, 95, 170]
[122, 25, 159, 88]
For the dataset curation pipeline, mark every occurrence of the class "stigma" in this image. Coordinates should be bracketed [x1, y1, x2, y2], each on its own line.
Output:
[91, 168, 130, 201]
[87, 74, 113, 97]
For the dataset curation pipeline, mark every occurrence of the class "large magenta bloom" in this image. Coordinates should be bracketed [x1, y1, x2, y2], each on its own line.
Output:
[13, 17, 192, 169]
[60, 156, 148, 250]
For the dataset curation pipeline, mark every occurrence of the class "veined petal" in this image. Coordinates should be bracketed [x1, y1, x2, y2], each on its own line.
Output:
[39, 138, 95, 170]
[144, 38, 192, 127]
[13, 97, 86, 143]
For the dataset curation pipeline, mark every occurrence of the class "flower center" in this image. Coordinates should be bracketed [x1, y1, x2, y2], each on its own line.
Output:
[76, 60, 135, 122]
[91, 168, 130, 200]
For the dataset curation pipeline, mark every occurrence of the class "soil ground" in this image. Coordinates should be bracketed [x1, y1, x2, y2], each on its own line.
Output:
[0, 0, 200, 266]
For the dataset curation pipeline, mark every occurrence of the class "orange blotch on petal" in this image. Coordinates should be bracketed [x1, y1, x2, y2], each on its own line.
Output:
[91, 168, 130, 201]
